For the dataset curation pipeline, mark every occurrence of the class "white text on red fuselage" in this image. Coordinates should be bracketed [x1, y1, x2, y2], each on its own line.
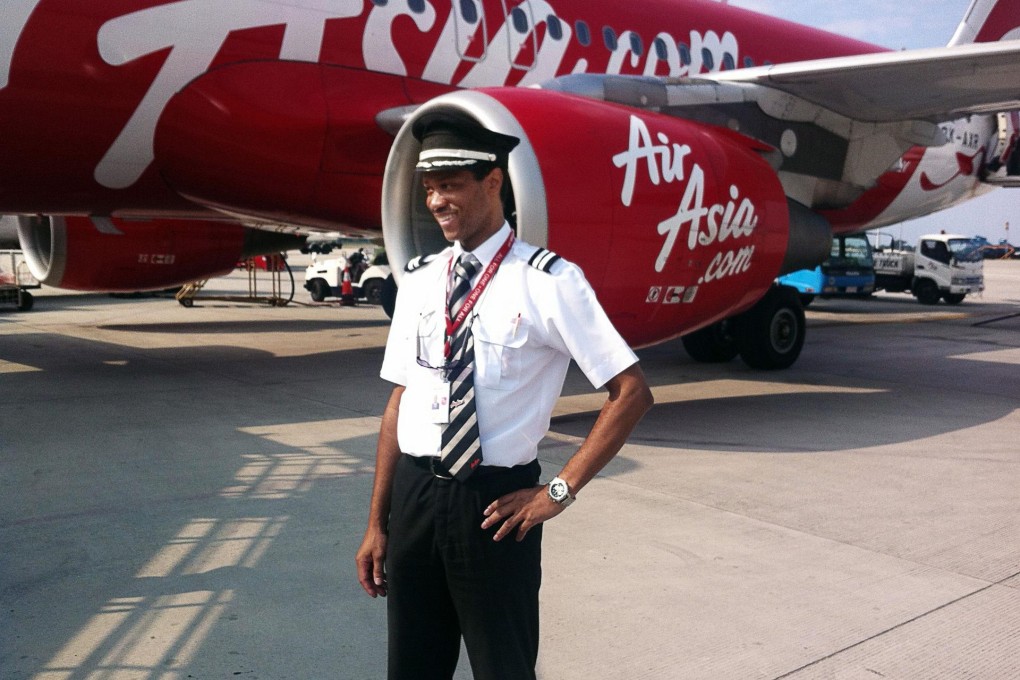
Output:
[3, 0, 745, 190]
[613, 115, 758, 280]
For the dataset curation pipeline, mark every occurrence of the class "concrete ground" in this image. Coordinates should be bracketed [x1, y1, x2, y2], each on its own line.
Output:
[2, 259, 1018, 679]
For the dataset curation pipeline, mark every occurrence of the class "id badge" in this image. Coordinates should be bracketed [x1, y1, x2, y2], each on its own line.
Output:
[427, 380, 451, 424]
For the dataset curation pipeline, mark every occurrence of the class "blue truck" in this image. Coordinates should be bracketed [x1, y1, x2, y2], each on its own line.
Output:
[778, 233, 875, 305]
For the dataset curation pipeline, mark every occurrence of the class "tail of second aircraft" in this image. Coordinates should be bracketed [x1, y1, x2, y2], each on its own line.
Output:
[949, 0, 1020, 45]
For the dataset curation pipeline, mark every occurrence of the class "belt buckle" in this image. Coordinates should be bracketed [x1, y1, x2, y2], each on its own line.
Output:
[429, 457, 453, 480]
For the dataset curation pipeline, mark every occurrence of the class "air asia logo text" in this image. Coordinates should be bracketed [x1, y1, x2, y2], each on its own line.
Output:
[613, 115, 758, 282]
[3, 0, 744, 190]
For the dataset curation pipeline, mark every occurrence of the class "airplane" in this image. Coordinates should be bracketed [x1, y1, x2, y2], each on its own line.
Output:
[3, 0, 1020, 369]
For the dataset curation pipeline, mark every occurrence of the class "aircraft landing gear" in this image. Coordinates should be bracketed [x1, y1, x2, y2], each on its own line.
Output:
[682, 286, 806, 370]
[736, 286, 805, 370]
[681, 318, 739, 363]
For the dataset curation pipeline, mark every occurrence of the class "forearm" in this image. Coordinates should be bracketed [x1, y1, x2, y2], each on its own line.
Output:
[365, 385, 405, 532]
[356, 384, 404, 597]
[558, 364, 653, 494]
[481, 363, 652, 541]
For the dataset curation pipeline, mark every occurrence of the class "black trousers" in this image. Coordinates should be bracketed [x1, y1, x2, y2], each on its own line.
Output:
[387, 454, 542, 680]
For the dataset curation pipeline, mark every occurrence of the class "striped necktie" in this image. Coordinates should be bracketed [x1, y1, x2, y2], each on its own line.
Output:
[440, 254, 483, 480]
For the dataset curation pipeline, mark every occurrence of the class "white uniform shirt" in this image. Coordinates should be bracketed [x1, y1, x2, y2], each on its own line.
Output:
[380, 223, 638, 467]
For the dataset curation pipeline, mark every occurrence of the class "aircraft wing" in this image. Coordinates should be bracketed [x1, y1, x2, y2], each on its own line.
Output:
[540, 40, 1020, 209]
[710, 39, 1020, 123]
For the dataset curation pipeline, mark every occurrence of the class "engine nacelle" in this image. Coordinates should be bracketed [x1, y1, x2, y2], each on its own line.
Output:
[383, 89, 795, 347]
[17, 216, 304, 292]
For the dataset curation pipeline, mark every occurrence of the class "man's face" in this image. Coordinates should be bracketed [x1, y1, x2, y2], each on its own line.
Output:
[422, 168, 502, 251]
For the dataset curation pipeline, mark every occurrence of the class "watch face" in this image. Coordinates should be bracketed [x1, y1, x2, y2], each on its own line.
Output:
[549, 479, 568, 502]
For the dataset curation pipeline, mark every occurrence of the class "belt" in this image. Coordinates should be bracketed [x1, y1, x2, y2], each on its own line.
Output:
[404, 454, 538, 481]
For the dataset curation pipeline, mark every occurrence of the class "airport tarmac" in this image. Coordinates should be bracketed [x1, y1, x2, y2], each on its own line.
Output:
[2, 260, 1018, 679]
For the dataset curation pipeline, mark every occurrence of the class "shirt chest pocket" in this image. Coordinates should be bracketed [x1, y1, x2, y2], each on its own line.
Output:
[415, 310, 445, 368]
[472, 318, 528, 390]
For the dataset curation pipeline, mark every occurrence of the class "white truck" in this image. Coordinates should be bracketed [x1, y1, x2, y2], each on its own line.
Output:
[872, 233, 984, 305]
[303, 252, 391, 305]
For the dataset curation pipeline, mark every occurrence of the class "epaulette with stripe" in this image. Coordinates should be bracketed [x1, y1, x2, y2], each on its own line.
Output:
[404, 253, 439, 273]
[527, 248, 561, 273]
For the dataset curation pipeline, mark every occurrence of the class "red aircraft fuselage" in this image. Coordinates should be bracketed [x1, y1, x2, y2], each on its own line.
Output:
[0, 0, 881, 229]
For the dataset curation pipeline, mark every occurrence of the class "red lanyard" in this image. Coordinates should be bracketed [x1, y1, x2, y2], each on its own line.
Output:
[444, 231, 515, 360]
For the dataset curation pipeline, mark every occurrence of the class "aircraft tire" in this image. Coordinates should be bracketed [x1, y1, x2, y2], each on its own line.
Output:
[737, 286, 805, 370]
[681, 319, 739, 363]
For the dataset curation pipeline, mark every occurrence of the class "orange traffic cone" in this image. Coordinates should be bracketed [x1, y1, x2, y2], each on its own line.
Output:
[339, 266, 356, 306]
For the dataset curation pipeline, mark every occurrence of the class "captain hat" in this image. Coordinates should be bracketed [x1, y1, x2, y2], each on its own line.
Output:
[412, 112, 520, 173]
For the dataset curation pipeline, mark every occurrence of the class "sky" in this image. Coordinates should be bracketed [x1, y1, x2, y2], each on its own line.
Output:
[727, 0, 1017, 245]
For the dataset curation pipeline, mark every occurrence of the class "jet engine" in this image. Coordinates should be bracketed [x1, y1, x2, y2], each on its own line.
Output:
[16, 216, 304, 292]
[382, 89, 829, 363]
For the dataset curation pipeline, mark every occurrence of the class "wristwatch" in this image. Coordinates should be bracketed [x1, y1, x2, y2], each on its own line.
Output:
[547, 476, 575, 507]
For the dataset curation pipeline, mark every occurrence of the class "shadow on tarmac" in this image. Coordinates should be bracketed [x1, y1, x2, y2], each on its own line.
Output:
[2, 285, 1018, 679]
[98, 318, 393, 334]
[3, 332, 393, 678]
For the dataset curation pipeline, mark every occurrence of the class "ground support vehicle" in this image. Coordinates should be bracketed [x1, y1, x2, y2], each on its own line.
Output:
[872, 234, 984, 304]
[303, 255, 391, 305]
[778, 233, 875, 305]
[0, 250, 40, 311]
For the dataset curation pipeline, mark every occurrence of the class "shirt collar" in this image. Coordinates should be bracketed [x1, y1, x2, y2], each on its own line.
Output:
[452, 222, 511, 271]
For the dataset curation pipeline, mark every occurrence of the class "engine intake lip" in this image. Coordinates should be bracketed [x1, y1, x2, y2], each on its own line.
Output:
[16, 215, 67, 286]
[382, 90, 548, 284]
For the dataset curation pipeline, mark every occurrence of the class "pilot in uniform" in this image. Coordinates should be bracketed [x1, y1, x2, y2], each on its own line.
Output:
[356, 113, 653, 680]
